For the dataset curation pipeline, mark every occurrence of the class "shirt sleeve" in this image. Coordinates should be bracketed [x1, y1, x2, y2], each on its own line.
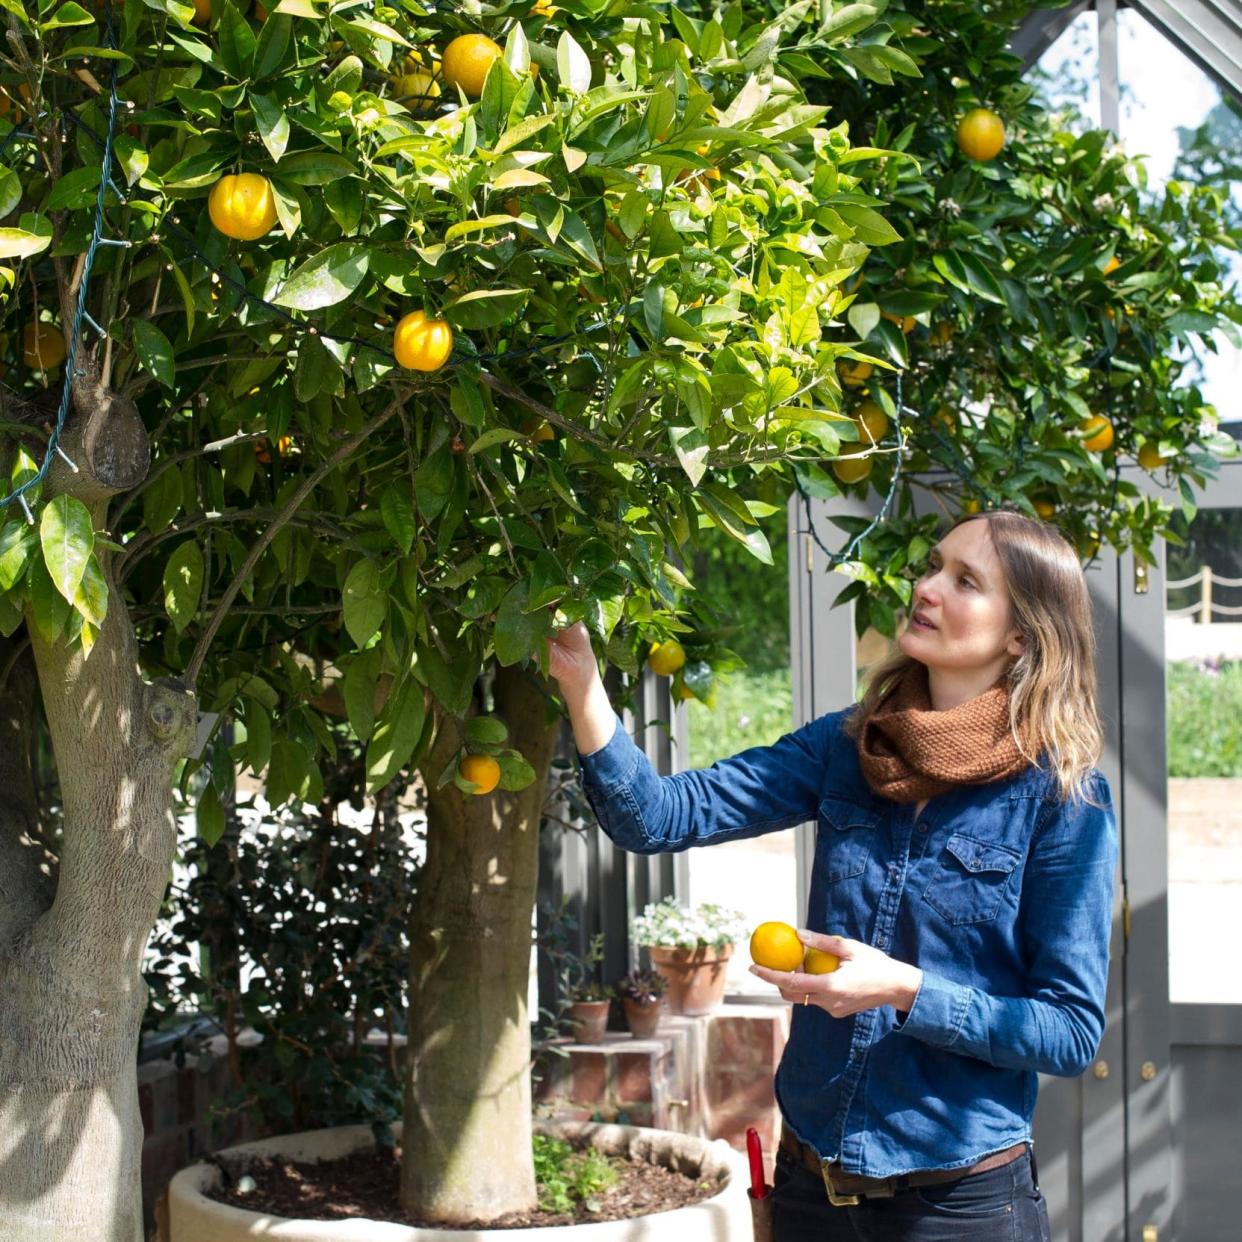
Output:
[575, 708, 841, 855]
[895, 771, 1119, 1077]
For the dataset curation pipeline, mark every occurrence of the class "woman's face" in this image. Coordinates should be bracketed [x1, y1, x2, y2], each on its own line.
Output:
[898, 519, 1025, 679]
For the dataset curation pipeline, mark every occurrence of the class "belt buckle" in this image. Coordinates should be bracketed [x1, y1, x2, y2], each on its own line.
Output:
[820, 1161, 861, 1208]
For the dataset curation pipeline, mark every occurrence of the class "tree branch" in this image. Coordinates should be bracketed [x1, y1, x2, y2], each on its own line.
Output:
[184, 394, 407, 686]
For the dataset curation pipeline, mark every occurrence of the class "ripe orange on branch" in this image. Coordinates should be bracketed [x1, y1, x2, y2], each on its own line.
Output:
[956, 108, 1006, 161]
[852, 398, 890, 445]
[648, 639, 686, 676]
[22, 323, 67, 370]
[837, 358, 873, 388]
[459, 754, 501, 795]
[208, 173, 277, 241]
[1080, 415, 1114, 453]
[832, 444, 872, 485]
[441, 34, 502, 99]
[1138, 441, 1167, 470]
[750, 922, 805, 973]
[394, 311, 453, 372]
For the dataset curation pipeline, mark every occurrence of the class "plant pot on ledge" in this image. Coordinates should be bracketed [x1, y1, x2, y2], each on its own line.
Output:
[167, 1119, 754, 1240]
[648, 944, 733, 1016]
[620, 996, 664, 1039]
[569, 998, 611, 1043]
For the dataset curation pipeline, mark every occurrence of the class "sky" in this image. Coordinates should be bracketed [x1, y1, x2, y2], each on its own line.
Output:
[1038, 9, 1241, 425]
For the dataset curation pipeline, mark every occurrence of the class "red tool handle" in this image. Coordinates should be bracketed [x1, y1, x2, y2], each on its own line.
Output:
[746, 1127, 768, 1199]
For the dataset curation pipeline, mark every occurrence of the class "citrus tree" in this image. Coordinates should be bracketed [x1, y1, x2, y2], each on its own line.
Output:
[0, 0, 903, 1235]
[682, 0, 1241, 637]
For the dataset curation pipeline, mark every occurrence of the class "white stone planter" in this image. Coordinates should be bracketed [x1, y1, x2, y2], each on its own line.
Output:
[168, 1119, 754, 1242]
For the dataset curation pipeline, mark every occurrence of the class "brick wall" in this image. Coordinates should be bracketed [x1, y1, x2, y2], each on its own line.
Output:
[534, 999, 791, 1181]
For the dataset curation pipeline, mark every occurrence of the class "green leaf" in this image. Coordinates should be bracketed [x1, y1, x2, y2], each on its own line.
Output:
[847, 300, 880, 339]
[494, 580, 551, 666]
[216, 1, 257, 79]
[496, 748, 536, 791]
[28, 554, 70, 644]
[366, 678, 427, 794]
[343, 647, 382, 743]
[42, 2, 94, 29]
[46, 165, 101, 211]
[0, 227, 52, 260]
[132, 319, 176, 389]
[465, 715, 508, 746]
[244, 697, 272, 775]
[251, 92, 291, 162]
[0, 521, 35, 592]
[556, 30, 592, 93]
[39, 495, 94, 605]
[73, 554, 108, 628]
[197, 782, 226, 848]
[143, 466, 183, 534]
[163, 540, 204, 633]
[381, 486, 416, 555]
[342, 558, 385, 647]
[274, 243, 369, 310]
[0, 168, 21, 219]
[443, 288, 530, 329]
[253, 14, 292, 80]
[834, 203, 900, 245]
[273, 151, 356, 185]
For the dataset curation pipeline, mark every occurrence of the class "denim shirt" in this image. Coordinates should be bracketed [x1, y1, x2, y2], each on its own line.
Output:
[575, 705, 1119, 1178]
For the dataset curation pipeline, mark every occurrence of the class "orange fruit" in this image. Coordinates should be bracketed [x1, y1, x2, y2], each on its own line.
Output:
[956, 108, 1005, 161]
[1082, 532, 1101, 559]
[932, 405, 956, 432]
[0, 83, 31, 121]
[441, 33, 502, 99]
[529, 0, 558, 13]
[676, 682, 695, 702]
[648, 639, 685, 677]
[930, 320, 954, 345]
[254, 435, 291, 463]
[962, 497, 982, 515]
[1080, 415, 1114, 453]
[22, 322, 67, 370]
[853, 398, 889, 445]
[803, 947, 840, 974]
[459, 753, 501, 795]
[1032, 497, 1056, 519]
[1102, 255, 1120, 276]
[881, 311, 916, 334]
[1138, 441, 1167, 470]
[504, 196, 521, 217]
[832, 445, 872, 485]
[837, 359, 873, 388]
[392, 71, 441, 102]
[529, 420, 555, 442]
[394, 310, 453, 372]
[193, 0, 211, 23]
[750, 922, 805, 973]
[208, 173, 277, 241]
[253, 0, 267, 17]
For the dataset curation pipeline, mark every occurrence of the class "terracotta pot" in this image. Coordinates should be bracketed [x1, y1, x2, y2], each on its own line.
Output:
[648, 944, 733, 1015]
[168, 1119, 753, 1240]
[569, 998, 610, 1043]
[621, 996, 664, 1039]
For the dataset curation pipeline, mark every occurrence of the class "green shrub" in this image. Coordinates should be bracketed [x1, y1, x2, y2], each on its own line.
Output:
[1168, 660, 1242, 777]
[533, 1135, 621, 1215]
[686, 666, 794, 769]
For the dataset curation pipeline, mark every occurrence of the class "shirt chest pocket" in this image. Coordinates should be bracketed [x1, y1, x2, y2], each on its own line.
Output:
[923, 832, 1023, 925]
[816, 795, 880, 884]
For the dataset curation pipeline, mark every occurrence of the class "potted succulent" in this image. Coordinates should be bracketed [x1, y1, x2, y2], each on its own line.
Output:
[631, 899, 748, 1016]
[566, 979, 613, 1044]
[616, 969, 667, 1038]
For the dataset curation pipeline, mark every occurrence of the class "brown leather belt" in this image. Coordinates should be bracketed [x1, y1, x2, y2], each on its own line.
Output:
[779, 1125, 1027, 1206]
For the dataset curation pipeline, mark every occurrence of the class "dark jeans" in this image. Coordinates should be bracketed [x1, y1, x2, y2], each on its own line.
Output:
[772, 1145, 1052, 1242]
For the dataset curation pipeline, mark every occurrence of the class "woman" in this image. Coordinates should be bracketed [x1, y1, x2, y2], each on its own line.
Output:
[545, 509, 1117, 1241]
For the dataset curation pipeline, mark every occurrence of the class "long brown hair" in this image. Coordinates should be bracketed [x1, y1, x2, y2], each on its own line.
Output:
[843, 509, 1104, 805]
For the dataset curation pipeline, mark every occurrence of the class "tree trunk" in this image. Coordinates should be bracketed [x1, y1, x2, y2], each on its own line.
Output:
[0, 527, 196, 1241]
[400, 663, 562, 1224]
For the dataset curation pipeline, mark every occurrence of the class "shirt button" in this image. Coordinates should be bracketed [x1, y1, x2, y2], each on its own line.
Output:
[971, 858, 982, 870]
[876, 937, 889, 950]
[916, 821, 928, 833]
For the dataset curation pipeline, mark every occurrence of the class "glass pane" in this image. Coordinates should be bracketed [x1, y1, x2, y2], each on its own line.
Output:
[1166, 508, 1242, 1003]
[685, 504, 796, 996]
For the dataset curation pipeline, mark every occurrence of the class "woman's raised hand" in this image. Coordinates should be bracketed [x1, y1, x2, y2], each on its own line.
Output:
[545, 620, 599, 699]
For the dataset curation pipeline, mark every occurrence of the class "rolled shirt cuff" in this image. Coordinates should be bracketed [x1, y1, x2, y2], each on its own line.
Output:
[893, 968, 971, 1049]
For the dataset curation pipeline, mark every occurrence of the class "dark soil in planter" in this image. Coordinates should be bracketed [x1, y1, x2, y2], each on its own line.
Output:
[206, 1140, 721, 1229]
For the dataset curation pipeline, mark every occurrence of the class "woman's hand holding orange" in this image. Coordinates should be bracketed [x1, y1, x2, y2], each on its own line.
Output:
[748, 929, 923, 1019]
